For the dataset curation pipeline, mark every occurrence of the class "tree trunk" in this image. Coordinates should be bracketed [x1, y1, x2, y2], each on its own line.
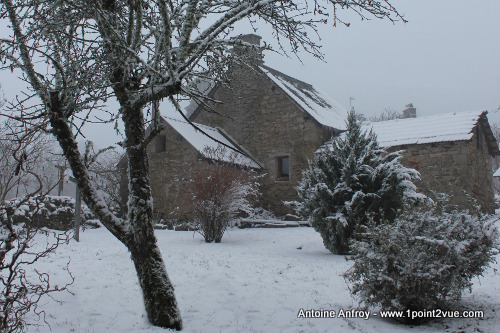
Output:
[129, 235, 182, 330]
[125, 149, 183, 329]
[48, 92, 183, 330]
[122, 99, 183, 330]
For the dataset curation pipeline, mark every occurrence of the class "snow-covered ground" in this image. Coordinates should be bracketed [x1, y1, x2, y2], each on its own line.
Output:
[28, 226, 499, 333]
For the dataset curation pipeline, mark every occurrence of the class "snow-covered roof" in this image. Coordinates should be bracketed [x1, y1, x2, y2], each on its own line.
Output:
[259, 65, 346, 130]
[494, 167, 500, 177]
[163, 114, 261, 169]
[184, 78, 216, 118]
[363, 110, 489, 148]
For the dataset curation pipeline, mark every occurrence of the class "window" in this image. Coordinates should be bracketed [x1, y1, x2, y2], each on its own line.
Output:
[277, 156, 290, 181]
[155, 135, 166, 153]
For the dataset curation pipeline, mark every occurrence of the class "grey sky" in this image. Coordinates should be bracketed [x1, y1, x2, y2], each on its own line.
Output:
[263, 0, 500, 120]
[1, 0, 499, 148]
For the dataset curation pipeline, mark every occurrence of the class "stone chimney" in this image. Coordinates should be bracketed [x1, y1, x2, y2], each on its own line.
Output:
[232, 34, 264, 65]
[402, 103, 417, 118]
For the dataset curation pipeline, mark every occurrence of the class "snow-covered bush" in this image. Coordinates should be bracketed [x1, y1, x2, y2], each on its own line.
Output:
[191, 147, 260, 243]
[1, 194, 74, 332]
[296, 109, 422, 254]
[3, 195, 97, 231]
[344, 202, 499, 324]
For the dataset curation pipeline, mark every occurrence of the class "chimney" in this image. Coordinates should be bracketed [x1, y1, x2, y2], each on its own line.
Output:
[402, 103, 417, 118]
[232, 34, 264, 65]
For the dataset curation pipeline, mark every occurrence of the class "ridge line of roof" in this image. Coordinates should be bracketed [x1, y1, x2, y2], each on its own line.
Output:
[365, 109, 487, 126]
[361, 109, 499, 156]
[257, 66, 324, 129]
[259, 64, 314, 90]
[258, 66, 346, 130]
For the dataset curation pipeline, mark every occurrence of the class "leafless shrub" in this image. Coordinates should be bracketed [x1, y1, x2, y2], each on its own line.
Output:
[490, 121, 500, 144]
[191, 146, 261, 243]
[0, 209, 73, 333]
[0, 120, 61, 201]
[0, 122, 73, 333]
[369, 108, 404, 122]
[86, 145, 124, 218]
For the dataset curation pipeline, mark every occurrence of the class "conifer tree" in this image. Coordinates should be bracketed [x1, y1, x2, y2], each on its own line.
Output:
[296, 109, 422, 254]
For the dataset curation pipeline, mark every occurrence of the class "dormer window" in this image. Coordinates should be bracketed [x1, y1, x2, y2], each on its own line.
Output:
[277, 156, 289, 181]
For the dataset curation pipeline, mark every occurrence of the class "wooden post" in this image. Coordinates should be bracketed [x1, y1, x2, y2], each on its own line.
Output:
[57, 165, 65, 196]
[74, 185, 81, 242]
[69, 176, 81, 242]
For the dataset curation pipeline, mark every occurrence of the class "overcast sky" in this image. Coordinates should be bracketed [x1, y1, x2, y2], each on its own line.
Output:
[1, 0, 499, 149]
[262, 0, 500, 120]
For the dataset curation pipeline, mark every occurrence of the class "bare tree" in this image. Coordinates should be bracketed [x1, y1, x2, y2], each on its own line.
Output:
[0, 120, 60, 202]
[0, 214, 73, 333]
[369, 107, 404, 122]
[0, 0, 404, 329]
[490, 121, 500, 144]
[87, 147, 124, 217]
[0, 122, 73, 333]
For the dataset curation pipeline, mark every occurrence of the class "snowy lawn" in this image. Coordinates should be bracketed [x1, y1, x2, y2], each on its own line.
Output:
[28, 227, 499, 333]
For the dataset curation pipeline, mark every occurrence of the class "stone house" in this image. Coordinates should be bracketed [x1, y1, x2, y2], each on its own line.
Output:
[142, 34, 498, 220]
[147, 34, 346, 219]
[365, 108, 499, 213]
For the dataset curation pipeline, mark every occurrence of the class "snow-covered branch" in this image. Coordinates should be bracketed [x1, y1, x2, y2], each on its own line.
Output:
[1, 0, 404, 329]
[47, 91, 129, 242]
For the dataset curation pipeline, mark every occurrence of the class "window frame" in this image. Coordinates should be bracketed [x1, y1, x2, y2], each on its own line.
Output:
[276, 155, 290, 181]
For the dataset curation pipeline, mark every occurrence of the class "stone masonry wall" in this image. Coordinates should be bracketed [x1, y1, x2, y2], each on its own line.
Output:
[191, 65, 335, 216]
[469, 123, 495, 212]
[391, 124, 494, 213]
[147, 123, 208, 221]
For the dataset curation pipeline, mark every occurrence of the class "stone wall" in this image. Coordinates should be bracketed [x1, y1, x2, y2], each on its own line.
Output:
[147, 122, 207, 221]
[190, 64, 335, 215]
[6, 195, 96, 230]
[390, 123, 495, 213]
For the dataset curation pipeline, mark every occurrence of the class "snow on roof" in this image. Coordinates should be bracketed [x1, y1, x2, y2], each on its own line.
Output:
[164, 113, 261, 169]
[259, 65, 346, 130]
[494, 167, 500, 177]
[363, 110, 487, 148]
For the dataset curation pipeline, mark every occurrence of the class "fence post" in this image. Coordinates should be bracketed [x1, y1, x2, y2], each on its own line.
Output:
[74, 185, 81, 242]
